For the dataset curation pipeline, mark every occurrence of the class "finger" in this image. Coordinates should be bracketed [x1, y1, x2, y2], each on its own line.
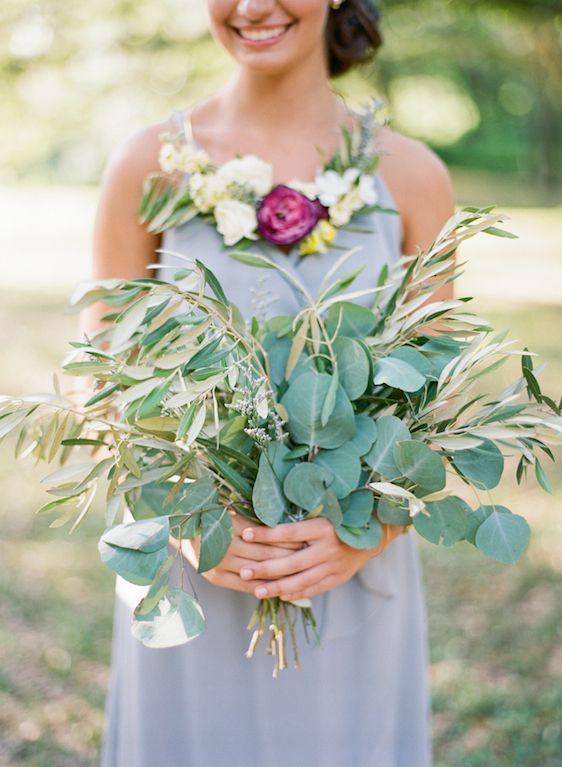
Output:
[241, 517, 331, 545]
[240, 546, 318, 581]
[231, 513, 302, 550]
[217, 553, 301, 577]
[230, 540, 306, 561]
[279, 575, 337, 601]
[204, 569, 269, 595]
[230, 510, 262, 532]
[252, 564, 330, 599]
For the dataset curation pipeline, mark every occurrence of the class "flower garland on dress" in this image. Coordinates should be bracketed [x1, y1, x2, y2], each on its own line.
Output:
[138, 100, 391, 256]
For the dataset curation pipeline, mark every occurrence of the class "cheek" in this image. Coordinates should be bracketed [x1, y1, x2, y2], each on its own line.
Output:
[206, 0, 235, 44]
[284, 0, 329, 45]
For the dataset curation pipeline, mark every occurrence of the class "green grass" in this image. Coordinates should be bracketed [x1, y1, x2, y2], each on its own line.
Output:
[0, 248, 561, 765]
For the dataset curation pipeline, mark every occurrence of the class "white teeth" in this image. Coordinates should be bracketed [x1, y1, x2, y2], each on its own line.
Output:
[238, 25, 288, 42]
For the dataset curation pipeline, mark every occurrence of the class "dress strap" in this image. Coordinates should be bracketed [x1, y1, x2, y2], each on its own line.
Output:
[169, 108, 194, 145]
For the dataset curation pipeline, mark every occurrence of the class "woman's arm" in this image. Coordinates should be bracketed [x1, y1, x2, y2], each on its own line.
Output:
[237, 136, 456, 603]
[380, 128, 456, 308]
[81, 122, 167, 337]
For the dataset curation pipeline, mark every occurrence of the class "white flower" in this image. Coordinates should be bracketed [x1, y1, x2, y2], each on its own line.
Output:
[158, 143, 179, 174]
[408, 497, 426, 518]
[315, 167, 360, 206]
[214, 199, 258, 245]
[286, 179, 319, 200]
[189, 172, 228, 213]
[328, 186, 363, 227]
[358, 174, 379, 206]
[176, 144, 211, 174]
[217, 155, 273, 197]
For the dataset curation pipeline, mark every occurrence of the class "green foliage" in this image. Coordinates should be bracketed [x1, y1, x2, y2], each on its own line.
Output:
[280, 371, 355, 449]
[1, 208, 560, 666]
[252, 451, 287, 526]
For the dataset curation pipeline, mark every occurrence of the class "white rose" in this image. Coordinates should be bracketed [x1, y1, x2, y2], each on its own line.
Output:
[189, 172, 228, 213]
[358, 174, 379, 206]
[328, 199, 353, 227]
[214, 199, 258, 246]
[158, 143, 179, 174]
[217, 155, 273, 197]
[328, 186, 363, 226]
[286, 179, 319, 200]
[328, 187, 363, 227]
[315, 167, 360, 206]
[177, 144, 211, 174]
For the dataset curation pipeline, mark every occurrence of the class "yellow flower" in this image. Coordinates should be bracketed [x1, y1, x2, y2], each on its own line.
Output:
[298, 229, 322, 256]
[298, 220, 337, 256]
[318, 220, 337, 245]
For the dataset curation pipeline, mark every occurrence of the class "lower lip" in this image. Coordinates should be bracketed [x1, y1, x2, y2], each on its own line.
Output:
[235, 24, 293, 47]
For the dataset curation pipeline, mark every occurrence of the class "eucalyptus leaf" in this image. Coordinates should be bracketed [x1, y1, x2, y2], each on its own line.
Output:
[364, 415, 410, 479]
[198, 507, 233, 572]
[373, 357, 426, 393]
[336, 517, 382, 549]
[390, 346, 434, 378]
[134, 555, 175, 616]
[325, 301, 376, 338]
[475, 510, 531, 564]
[320, 366, 339, 427]
[452, 437, 504, 489]
[341, 490, 374, 527]
[283, 463, 333, 511]
[394, 440, 446, 493]
[314, 445, 362, 498]
[265, 441, 295, 482]
[376, 497, 411, 526]
[98, 540, 168, 585]
[348, 414, 377, 456]
[252, 452, 288, 526]
[131, 588, 206, 648]
[101, 515, 170, 552]
[413, 497, 470, 546]
[463, 504, 511, 545]
[333, 337, 370, 400]
[319, 488, 343, 526]
[280, 371, 355, 449]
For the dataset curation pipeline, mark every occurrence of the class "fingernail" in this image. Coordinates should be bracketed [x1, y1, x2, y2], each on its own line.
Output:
[242, 529, 254, 541]
[240, 567, 253, 579]
[255, 586, 267, 598]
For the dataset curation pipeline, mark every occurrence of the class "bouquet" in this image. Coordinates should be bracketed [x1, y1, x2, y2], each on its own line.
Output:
[1, 207, 561, 677]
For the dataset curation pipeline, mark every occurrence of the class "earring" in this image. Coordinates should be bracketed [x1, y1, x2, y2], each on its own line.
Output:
[330, 0, 346, 8]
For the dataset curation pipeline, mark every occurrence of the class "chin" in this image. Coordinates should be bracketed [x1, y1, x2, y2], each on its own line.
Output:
[235, 51, 302, 76]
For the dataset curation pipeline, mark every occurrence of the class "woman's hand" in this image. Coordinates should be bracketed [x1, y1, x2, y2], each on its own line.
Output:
[170, 507, 303, 595]
[238, 517, 406, 602]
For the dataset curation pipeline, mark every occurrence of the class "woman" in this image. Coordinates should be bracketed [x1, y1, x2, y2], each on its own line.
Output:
[92, 1, 455, 765]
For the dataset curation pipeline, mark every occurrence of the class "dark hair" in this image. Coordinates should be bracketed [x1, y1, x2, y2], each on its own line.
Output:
[325, 0, 383, 78]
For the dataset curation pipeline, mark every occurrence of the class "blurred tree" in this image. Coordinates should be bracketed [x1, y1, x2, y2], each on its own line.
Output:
[382, 0, 562, 191]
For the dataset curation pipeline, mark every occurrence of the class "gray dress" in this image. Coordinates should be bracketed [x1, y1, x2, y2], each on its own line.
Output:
[100, 110, 433, 767]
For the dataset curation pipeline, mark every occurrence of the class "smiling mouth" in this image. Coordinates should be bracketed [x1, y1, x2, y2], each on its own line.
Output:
[235, 24, 293, 43]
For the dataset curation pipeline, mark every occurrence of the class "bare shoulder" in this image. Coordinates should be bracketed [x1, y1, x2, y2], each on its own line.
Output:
[100, 117, 173, 191]
[91, 116, 175, 288]
[376, 126, 455, 252]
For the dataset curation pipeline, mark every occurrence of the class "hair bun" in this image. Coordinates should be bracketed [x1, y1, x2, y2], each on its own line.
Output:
[326, 0, 383, 78]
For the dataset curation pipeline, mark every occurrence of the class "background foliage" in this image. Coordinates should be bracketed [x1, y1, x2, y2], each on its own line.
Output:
[1, 0, 561, 194]
[0, 0, 561, 765]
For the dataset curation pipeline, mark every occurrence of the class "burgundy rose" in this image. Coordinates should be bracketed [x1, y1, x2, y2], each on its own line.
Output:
[312, 198, 329, 220]
[257, 185, 321, 246]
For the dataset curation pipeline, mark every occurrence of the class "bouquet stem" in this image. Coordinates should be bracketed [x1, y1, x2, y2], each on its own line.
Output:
[245, 597, 319, 677]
